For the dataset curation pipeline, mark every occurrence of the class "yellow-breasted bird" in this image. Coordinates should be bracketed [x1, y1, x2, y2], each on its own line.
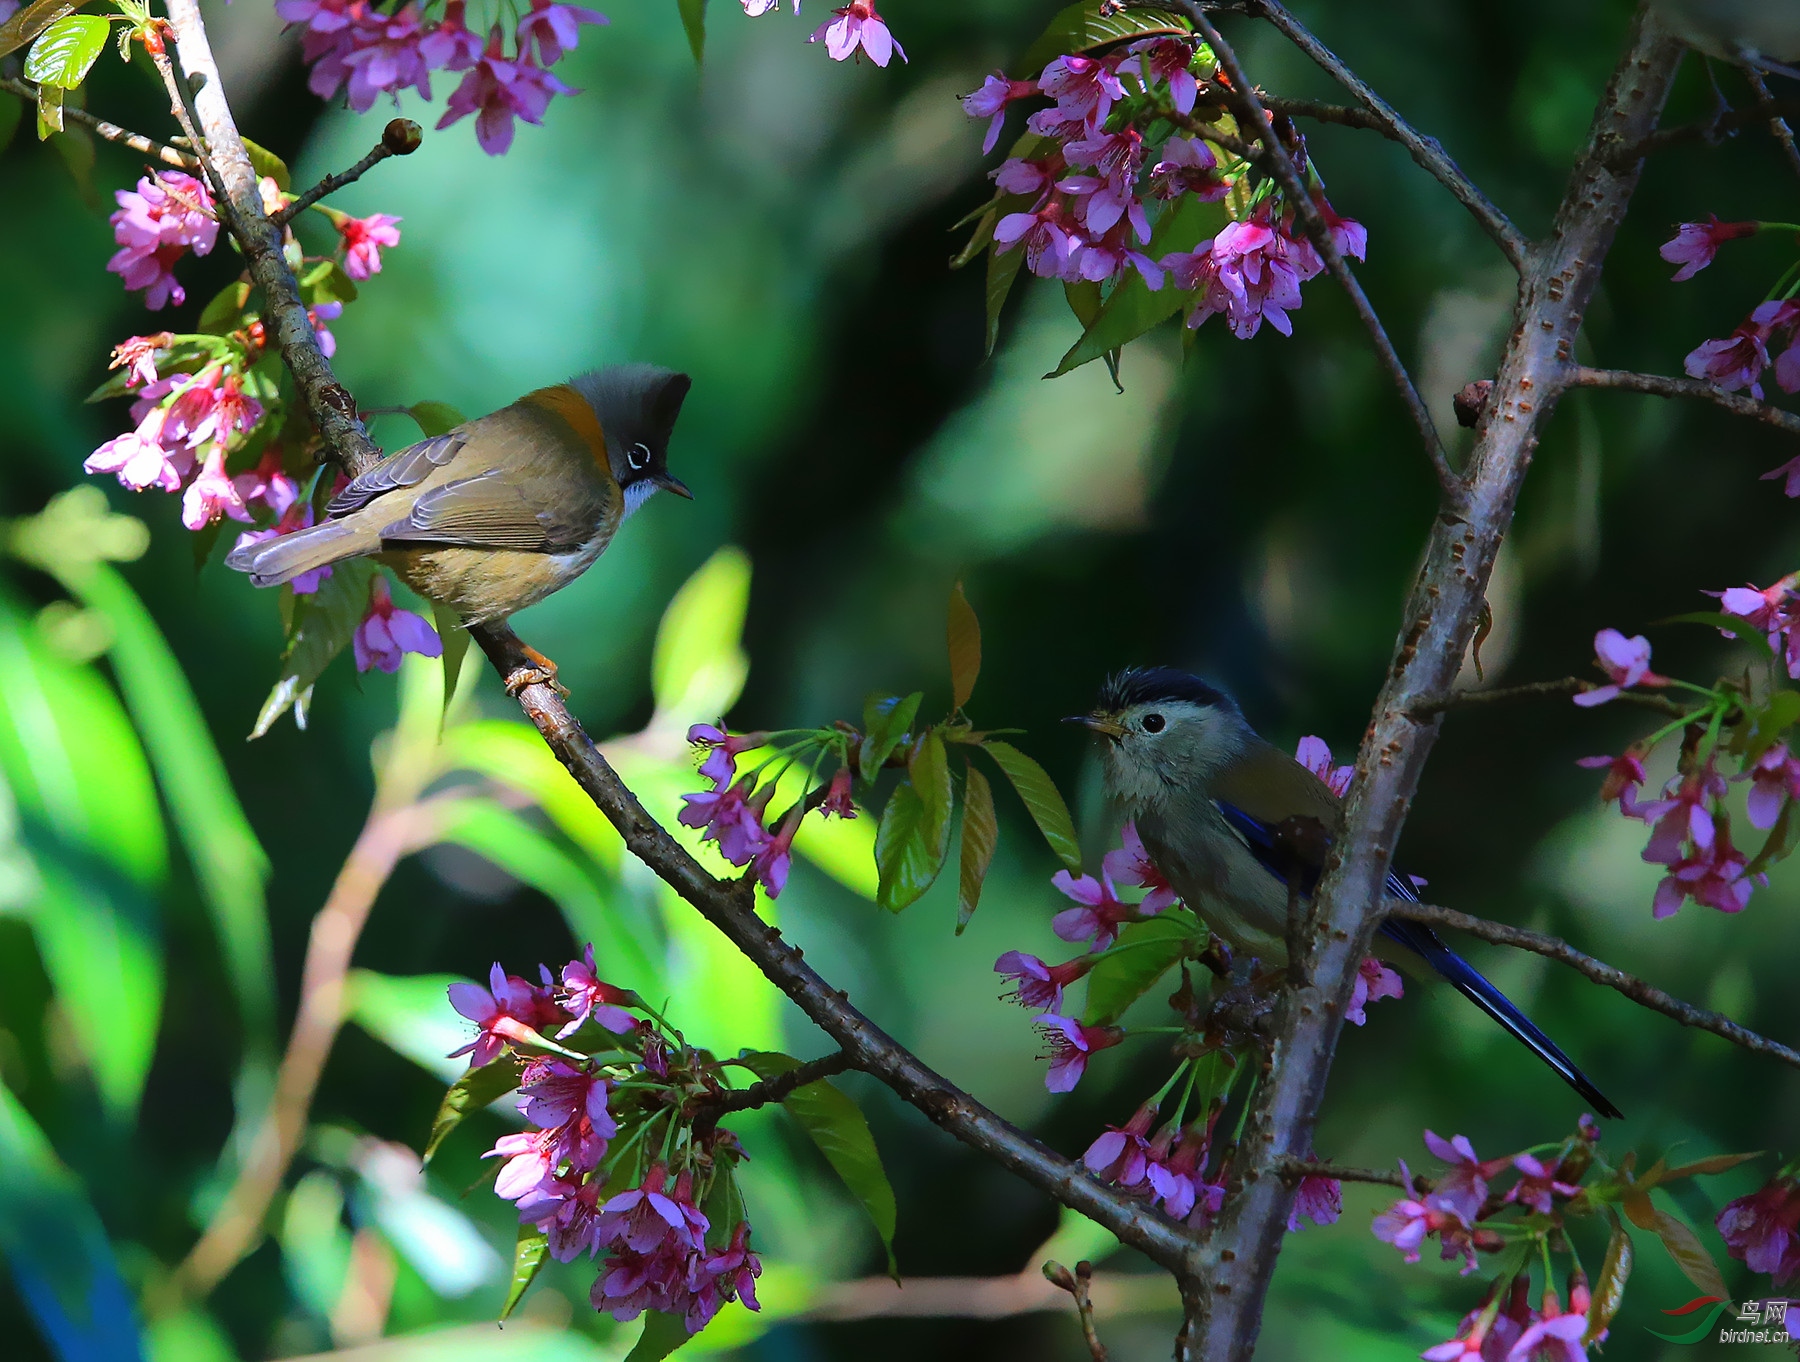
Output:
[225, 365, 692, 678]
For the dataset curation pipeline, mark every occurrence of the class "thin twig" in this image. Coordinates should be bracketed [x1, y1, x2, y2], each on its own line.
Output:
[804, 1270, 1178, 1320]
[1249, 0, 1530, 272]
[1409, 675, 1691, 718]
[1745, 70, 1800, 187]
[1570, 365, 1800, 439]
[1174, 1, 1467, 510]
[1275, 1158, 1412, 1190]
[271, 119, 422, 227]
[1613, 96, 1800, 164]
[1044, 1261, 1111, 1362]
[689, 1050, 853, 1139]
[1386, 900, 1800, 1072]
[0, 75, 197, 168]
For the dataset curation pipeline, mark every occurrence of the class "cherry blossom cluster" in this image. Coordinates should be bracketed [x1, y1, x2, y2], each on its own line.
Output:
[1717, 1165, 1800, 1286]
[88, 163, 440, 675]
[1661, 218, 1800, 406]
[679, 724, 858, 899]
[449, 946, 763, 1333]
[275, 0, 604, 155]
[1572, 627, 1797, 918]
[961, 38, 1365, 339]
[742, 0, 906, 68]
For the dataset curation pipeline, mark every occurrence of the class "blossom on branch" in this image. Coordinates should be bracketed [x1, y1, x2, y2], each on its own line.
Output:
[808, 0, 905, 66]
[1035, 1013, 1123, 1091]
[514, 0, 607, 66]
[107, 172, 218, 310]
[1345, 957, 1403, 1026]
[352, 574, 443, 673]
[1103, 821, 1178, 912]
[1717, 1176, 1800, 1282]
[1050, 867, 1134, 949]
[334, 211, 403, 280]
[1659, 215, 1758, 281]
[437, 28, 577, 156]
[1571, 628, 1667, 707]
[962, 72, 1039, 154]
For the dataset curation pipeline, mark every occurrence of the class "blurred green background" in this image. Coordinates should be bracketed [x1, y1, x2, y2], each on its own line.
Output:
[3, 0, 1799, 1357]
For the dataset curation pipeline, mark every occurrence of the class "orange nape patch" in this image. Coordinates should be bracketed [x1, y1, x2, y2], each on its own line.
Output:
[521, 384, 610, 471]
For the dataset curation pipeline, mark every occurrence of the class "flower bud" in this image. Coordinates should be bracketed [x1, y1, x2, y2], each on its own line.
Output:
[383, 118, 423, 155]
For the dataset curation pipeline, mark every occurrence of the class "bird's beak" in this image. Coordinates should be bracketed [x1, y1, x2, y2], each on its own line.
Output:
[656, 474, 693, 500]
[1064, 712, 1126, 742]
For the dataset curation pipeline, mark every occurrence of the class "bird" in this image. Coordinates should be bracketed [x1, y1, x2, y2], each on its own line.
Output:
[226, 365, 692, 682]
[1652, 0, 1800, 76]
[1069, 666, 1623, 1120]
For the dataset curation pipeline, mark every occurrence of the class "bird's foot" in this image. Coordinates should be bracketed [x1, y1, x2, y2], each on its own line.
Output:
[504, 643, 569, 698]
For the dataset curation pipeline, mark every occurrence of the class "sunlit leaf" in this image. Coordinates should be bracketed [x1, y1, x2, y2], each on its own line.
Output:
[1584, 1210, 1632, 1345]
[240, 135, 290, 191]
[677, 0, 705, 64]
[1014, 0, 1190, 78]
[625, 1310, 693, 1362]
[299, 257, 359, 306]
[859, 691, 921, 779]
[947, 582, 981, 711]
[21, 12, 105, 88]
[408, 400, 466, 437]
[0, 0, 81, 61]
[652, 546, 751, 721]
[432, 600, 469, 724]
[500, 1225, 549, 1321]
[196, 280, 252, 336]
[956, 762, 997, 934]
[423, 1054, 520, 1165]
[1083, 909, 1201, 1024]
[875, 780, 950, 913]
[251, 558, 375, 738]
[440, 719, 621, 871]
[740, 1052, 898, 1278]
[1621, 1188, 1727, 1299]
[982, 739, 1082, 871]
[34, 81, 61, 138]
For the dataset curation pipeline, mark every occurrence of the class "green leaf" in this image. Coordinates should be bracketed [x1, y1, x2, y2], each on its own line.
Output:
[500, 1225, 549, 1322]
[299, 257, 359, 306]
[956, 762, 998, 934]
[251, 558, 375, 738]
[1621, 1188, 1727, 1299]
[20, 11, 103, 86]
[432, 600, 468, 724]
[985, 233, 1026, 358]
[1656, 610, 1781, 663]
[1014, 0, 1191, 78]
[950, 200, 998, 272]
[407, 400, 466, 437]
[1050, 194, 1227, 378]
[859, 691, 921, 779]
[1584, 1210, 1632, 1346]
[1747, 795, 1800, 875]
[740, 1053, 898, 1278]
[0, 1080, 145, 1362]
[34, 81, 61, 138]
[197, 280, 252, 335]
[439, 719, 623, 871]
[1740, 689, 1800, 764]
[982, 739, 1081, 871]
[652, 546, 751, 720]
[626, 1310, 694, 1362]
[875, 781, 950, 912]
[947, 582, 981, 711]
[1083, 909, 1202, 1024]
[0, 0, 79, 60]
[240, 135, 290, 191]
[423, 1055, 520, 1164]
[908, 729, 954, 852]
[677, 0, 705, 64]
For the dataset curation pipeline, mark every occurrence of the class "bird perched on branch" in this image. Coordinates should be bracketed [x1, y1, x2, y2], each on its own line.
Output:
[226, 365, 691, 685]
[1653, 0, 1800, 75]
[1069, 667, 1622, 1119]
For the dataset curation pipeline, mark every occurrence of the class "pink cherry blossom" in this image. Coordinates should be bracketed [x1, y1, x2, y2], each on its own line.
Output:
[1651, 816, 1764, 918]
[1718, 1177, 1800, 1281]
[1575, 749, 1647, 814]
[694, 1223, 763, 1325]
[1287, 1173, 1342, 1231]
[557, 944, 637, 1036]
[1743, 744, 1800, 828]
[1039, 54, 1123, 127]
[107, 172, 218, 309]
[1146, 1125, 1225, 1225]
[820, 766, 857, 818]
[1051, 868, 1135, 950]
[1371, 1189, 1433, 1262]
[516, 1173, 604, 1261]
[1715, 575, 1800, 677]
[181, 449, 254, 531]
[514, 0, 607, 66]
[517, 1055, 617, 1135]
[809, 0, 905, 66]
[678, 774, 772, 865]
[1504, 1311, 1589, 1362]
[85, 394, 194, 494]
[108, 334, 171, 390]
[448, 961, 567, 1066]
[751, 805, 802, 897]
[342, 4, 432, 111]
[1082, 1103, 1156, 1187]
[1035, 1014, 1123, 1092]
[590, 1243, 690, 1323]
[352, 573, 443, 672]
[992, 153, 1062, 200]
[1147, 136, 1228, 202]
[1502, 1154, 1581, 1214]
[1122, 37, 1198, 115]
[994, 949, 1090, 1012]
[1683, 299, 1800, 399]
[962, 71, 1039, 154]
[1062, 125, 1149, 240]
[1295, 735, 1355, 797]
[1163, 209, 1320, 339]
[1103, 822, 1178, 912]
[1659, 215, 1758, 281]
[438, 28, 577, 156]
[1422, 1130, 1499, 1224]
[1572, 628, 1667, 706]
[418, 0, 483, 69]
[994, 200, 1076, 278]
[1345, 956, 1403, 1026]
[335, 211, 403, 280]
[685, 723, 768, 787]
[595, 1164, 709, 1255]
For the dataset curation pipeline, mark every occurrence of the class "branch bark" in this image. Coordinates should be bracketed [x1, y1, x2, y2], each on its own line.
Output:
[0, 75, 197, 168]
[1571, 365, 1800, 439]
[1184, 9, 1685, 1359]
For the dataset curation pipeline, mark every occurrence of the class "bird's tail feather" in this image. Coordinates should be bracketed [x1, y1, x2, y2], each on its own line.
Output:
[223, 516, 381, 587]
[1380, 919, 1623, 1120]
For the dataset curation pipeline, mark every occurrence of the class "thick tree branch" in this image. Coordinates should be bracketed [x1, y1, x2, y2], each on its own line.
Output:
[1186, 10, 1685, 1360]
[0, 75, 197, 168]
[1571, 365, 1800, 438]
[1387, 901, 1800, 1071]
[1175, 1, 1467, 509]
[1250, 0, 1530, 272]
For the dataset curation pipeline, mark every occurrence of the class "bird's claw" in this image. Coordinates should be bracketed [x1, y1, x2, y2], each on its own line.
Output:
[504, 643, 568, 698]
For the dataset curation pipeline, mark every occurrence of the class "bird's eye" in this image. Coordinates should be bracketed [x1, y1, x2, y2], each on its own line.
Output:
[1141, 713, 1165, 733]
[628, 442, 652, 471]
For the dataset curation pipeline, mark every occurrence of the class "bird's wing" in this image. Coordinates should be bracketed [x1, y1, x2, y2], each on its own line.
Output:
[1212, 796, 1623, 1119]
[375, 470, 592, 551]
[1209, 741, 1342, 830]
[327, 432, 468, 517]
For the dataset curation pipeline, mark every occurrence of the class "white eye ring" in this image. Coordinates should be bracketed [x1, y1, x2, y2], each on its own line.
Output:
[628, 442, 652, 472]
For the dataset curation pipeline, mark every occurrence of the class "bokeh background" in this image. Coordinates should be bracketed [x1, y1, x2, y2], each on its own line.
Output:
[3, 0, 1799, 1357]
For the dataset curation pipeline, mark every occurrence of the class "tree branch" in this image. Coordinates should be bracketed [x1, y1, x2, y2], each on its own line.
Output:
[1386, 901, 1800, 1071]
[1185, 10, 1685, 1359]
[1408, 674, 1692, 718]
[689, 1050, 853, 1140]
[1044, 1260, 1111, 1362]
[1175, 1, 1467, 510]
[271, 119, 421, 227]
[1570, 365, 1800, 439]
[1275, 1158, 1411, 1190]
[0, 75, 197, 168]
[1249, 0, 1530, 273]
[1611, 95, 1800, 164]
[1745, 71, 1800, 186]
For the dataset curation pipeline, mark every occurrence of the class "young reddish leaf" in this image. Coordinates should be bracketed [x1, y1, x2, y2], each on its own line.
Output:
[500, 1224, 549, 1321]
[1013, 0, 1190, 79]
[1656, 1151, 1764, 1183]
[422, 1053, 519, 1164]
[947, 582, 981, 711]
[1584, 1210, 1633, 1345]
[624, 1311, 693, 1362]
[860, 691, 922, 779]
[957, 762, 998, 934]
[983, 739, 1082, 871]
[1082, 910, 1201, 1024]
[1622, 1188, 1728, 1299]
[875, 780, 950, 912]
[0, 0, 81, 59]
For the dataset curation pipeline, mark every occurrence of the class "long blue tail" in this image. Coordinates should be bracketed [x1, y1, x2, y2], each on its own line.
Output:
[1216, 800, 1623, 1119]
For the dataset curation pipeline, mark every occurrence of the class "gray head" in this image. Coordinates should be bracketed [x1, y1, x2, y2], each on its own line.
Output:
[1066, 667, 1254, 812]
[568, 364, 693, 514]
